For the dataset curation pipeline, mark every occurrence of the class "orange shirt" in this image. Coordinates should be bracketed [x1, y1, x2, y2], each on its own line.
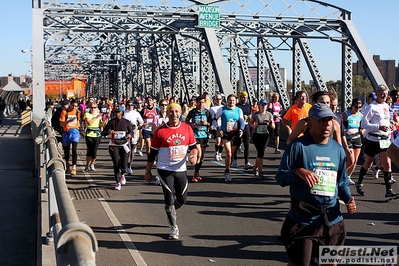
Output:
[283, 103, 312, 130]
[59, 108, 80, 131]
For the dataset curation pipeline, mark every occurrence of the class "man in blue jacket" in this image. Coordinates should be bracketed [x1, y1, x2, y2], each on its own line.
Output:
[275, 103, 356, 266]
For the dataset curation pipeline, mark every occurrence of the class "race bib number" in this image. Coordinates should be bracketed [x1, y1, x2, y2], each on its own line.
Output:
[256, 125, 268, 134]
[101, 107, 107, 113]
[379, 139, 390, 149]
[114, 131, 126, 140]
[67, 118, 77, 127]
[310, 169, 337, 196]
[169, 146, 186, 162]
[226, 121, 237, 131]
[146, 118, 153, 124]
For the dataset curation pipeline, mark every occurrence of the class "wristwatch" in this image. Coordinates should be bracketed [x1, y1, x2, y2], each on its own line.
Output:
[145, 170, 151, 174]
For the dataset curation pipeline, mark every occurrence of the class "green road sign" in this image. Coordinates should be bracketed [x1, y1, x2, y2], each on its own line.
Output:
[198, 5, 220, 28]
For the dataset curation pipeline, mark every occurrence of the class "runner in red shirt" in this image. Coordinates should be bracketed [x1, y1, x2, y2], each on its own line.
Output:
[144, 103, 198, 240]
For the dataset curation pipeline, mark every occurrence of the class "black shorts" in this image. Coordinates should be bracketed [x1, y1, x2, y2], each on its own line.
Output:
[196, 137, 209, 148]
[222, 131, 242, 146]
[142, 130, 153, 139]
[279, 215, 347, 266]
[270, 122, 281, 137]
[364, 138, 387, 157]
[346, 137, 363, 149]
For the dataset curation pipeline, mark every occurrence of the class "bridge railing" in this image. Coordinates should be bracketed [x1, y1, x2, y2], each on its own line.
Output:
[36, 110, 98, 265]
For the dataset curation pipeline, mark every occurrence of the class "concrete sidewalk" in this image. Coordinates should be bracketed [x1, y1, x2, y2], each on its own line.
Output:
[0, 111, 38, 265]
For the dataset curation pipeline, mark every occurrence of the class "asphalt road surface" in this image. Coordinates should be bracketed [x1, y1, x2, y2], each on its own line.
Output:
[66, 137, 399, 266]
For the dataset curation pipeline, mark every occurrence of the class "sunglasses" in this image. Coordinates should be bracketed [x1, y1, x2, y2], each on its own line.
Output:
[160, 104, 168, 106]
[128, 104, 134, 106]
[91, 106, 97, 109]
[216, 98, 222, 100]
[354, 105, 362, 109]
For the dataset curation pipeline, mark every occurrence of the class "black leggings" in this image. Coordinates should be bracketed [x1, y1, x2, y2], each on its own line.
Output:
[252, 133, 269, 158]
[63, 142, 78, 165]
[234, 126, 250, 163]
[158, 169, 188, 206]
[108, 145, 128, 182]
[85, 136, 101, 159]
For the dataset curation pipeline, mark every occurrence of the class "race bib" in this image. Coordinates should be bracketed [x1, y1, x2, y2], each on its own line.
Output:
[169, 146, 186, 162]
[101, 107, 107, 113]
[310, 169, 337, 196]
[67, 118, 77, 127]
[379, 139, 391, 149]
[226, 121, 237, 131]
[256, 125, 268, 134]
[114, 131, 126, 140]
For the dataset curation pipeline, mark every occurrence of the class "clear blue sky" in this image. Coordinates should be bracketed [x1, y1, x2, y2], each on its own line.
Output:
[1, 0, 397, 82]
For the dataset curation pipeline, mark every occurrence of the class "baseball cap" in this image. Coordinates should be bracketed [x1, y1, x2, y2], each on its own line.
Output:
[259, 100, 267, 105]
[351, 98, 362, 106]
[369, 92, 377, 100]
[239, 91, 248, 97]
[308, 103, 335, 119]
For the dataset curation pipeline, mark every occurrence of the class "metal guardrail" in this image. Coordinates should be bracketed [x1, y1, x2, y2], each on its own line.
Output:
[36, 111, 98, 265]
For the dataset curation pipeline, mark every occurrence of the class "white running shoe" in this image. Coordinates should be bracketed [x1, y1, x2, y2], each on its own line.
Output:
[138, 150, 143, 157]
[127, 167, 133, 175]
[90, 164, 96, 172]
[372, 165, 380, 179]
[120, 174, 126, 185]
[169, 225, 179, 240]
[115, 183, 121, 190]
[347, 177, 355, 185]
[218, 154, 223, 161]
[214, 152, 219, 161]
[155, 175, 161, 185]
[244, 162, 253, 170]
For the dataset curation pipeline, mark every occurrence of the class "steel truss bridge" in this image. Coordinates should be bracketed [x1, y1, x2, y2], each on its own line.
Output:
[31, 0, 385, 118]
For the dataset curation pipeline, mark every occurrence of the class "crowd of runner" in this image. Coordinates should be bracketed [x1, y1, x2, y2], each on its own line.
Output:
[47, 86, 399, 264]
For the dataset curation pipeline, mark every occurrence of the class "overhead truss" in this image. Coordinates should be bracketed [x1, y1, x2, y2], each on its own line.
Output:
[36, 0, 386, 109]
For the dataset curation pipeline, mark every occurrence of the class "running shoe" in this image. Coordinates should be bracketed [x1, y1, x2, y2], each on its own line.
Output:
[115, 182, 121, 190]
[120, 174, 126, 185]
[244, 162, 253, 170]
[253, 167, 259, 177]
[258, 172, 264, 180]
[347, 177, 355, 185]
[90, 164, 96, 172]
[155, 175, 161, 186]
[389, 177, 397, 184]
[224, 172, 232, 182]
[274, 149, 282, 154]
[70, 168, 76, 176]
[384, 189, 399, 201]
[192, 172, 202, 182]
[214, 152, 219, 161]
[355, 181, 365, 196]
[138, 150, 143, 157]
[218, 154, 223, 161]
[85, 164, 90, 172]
[169, 225, 179, 240]
[127, 167, 133, 175]
[239, 147, 244, 153]
[372, 165, 380, 179]
[231, 159, 238, 168]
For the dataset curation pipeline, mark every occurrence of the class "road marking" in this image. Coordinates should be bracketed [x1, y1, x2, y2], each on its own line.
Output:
[99, 198, 148, 266]
[77, 154, 147, 266]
